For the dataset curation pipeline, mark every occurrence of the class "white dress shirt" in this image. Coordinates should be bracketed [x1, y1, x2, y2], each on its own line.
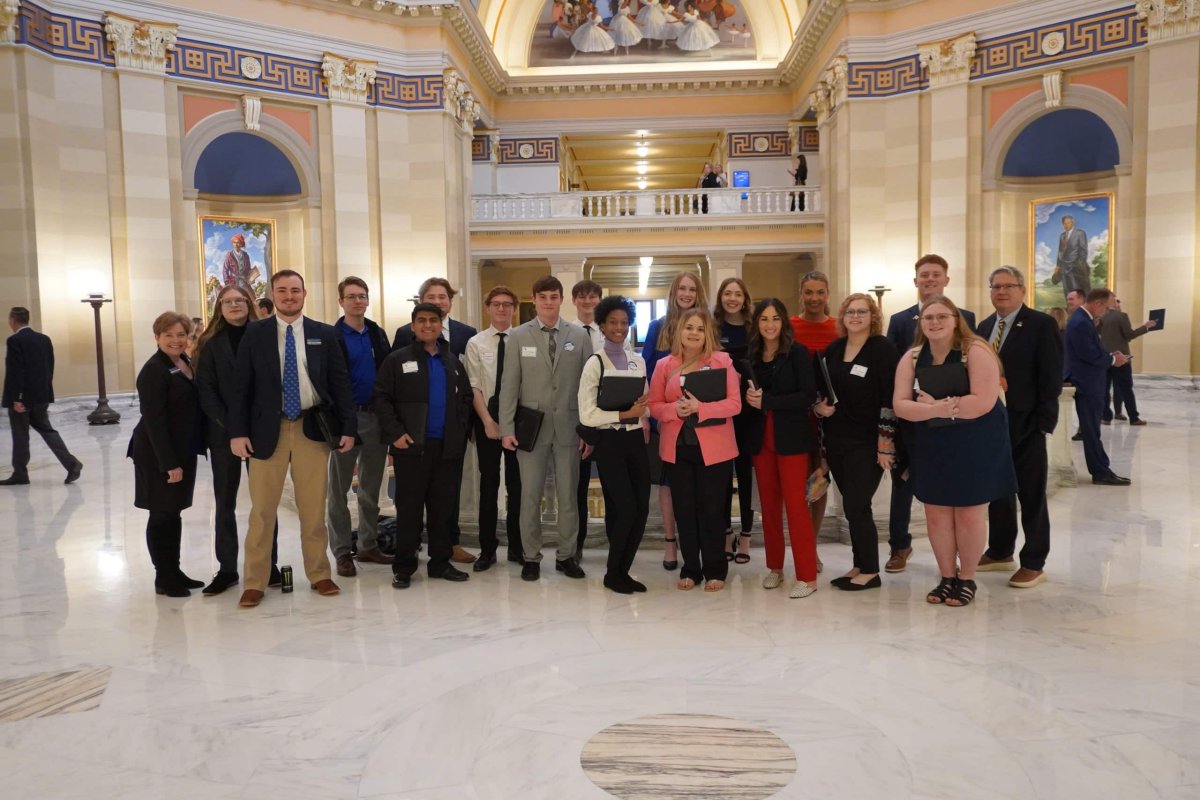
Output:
[577, 350, 647, 431]
[464, 325, 510, 396]
[276, 315, 317, 411]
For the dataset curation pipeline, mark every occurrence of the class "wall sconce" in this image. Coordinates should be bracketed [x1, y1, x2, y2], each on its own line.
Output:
[80, 293, 120, 425]
[638, 256, 653, 294]
[870, 285, 891, 314]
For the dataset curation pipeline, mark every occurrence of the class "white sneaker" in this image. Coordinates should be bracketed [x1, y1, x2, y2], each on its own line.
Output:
[789, 581, 816, 599]
[762, 572, 783, 590]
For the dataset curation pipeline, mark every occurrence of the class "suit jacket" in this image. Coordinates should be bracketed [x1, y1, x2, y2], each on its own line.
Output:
[2, 327, 55, 408]
[228, 316, 357, 460]
[372, 341, 472, 459]
[334, 316, 392, 370]
[195, 326, 240, 445]
[1056, 228, 1089, 277]
[392, 318, 476, 357]
[886, 303, 977, 354]
[976, 305, 1062, 441]
[1062, 307, 1112, 398]
[127, 350, 204, 472]
[742, 344, 816, 457]
[1097, 310, 1149, 355]
[498, 318, 593, 446]
[648, 351, 742, 466]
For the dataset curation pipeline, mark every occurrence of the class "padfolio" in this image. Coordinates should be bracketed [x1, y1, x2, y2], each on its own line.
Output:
[915, 362, 970, 428]
[514, 405, 544, 452]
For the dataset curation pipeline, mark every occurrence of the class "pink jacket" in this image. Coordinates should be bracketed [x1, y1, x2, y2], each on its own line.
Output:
[648, 351, 741, 466]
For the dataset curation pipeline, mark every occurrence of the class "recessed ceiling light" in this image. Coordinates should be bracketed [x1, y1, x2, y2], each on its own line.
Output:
[636, 178, 648, 190]
[636, 146, 649, 158]
[636, 163, 648, 175]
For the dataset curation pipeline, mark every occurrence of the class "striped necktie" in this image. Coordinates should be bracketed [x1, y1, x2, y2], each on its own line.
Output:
[992, 319, 1006, 353]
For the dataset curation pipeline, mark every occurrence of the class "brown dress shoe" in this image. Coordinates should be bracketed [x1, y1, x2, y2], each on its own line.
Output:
[1008, 568, 1046, 588]
[310, 579, 340, 596]
[238, 589, 264, 608]
[356, 547, 395, 565]
[977, 554, 1015, 572]
[336, 555, 357, 577]
[451, 545, 477, 564]
[884, 548, 913, 573]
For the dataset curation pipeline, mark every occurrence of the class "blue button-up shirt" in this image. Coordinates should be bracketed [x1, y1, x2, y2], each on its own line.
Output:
[425, 350, 447, 439]
[337, 319, 377, 407]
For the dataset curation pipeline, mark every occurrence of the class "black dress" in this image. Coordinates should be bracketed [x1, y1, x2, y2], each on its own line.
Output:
[128, 350, 204, 514]
[909, 344, 1017, 507]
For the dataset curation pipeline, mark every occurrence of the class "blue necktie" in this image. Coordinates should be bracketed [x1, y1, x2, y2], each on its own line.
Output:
[283, 324, 301, 419]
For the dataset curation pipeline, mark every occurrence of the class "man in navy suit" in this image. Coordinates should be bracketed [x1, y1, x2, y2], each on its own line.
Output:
[883, 254, 975, 573]
[974, 267, 1062, 588]
[1063, 287, 1130, 486]
[2, 307, 81, 485]
[228, 270, 358, 608]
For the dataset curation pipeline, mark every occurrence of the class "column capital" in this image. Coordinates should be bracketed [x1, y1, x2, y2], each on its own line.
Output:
[1042, 70, 1063, 109]
[322, 52, 377, 105]
[918, 31, 977, 88]
[808, 82, 833, 125]
[2, 0, 19, 45]
[104, 12, 178, 74]
[1136, 0, 1200, 41]
[488, 130, 501, 163]
[241, 95, 262, 131]
[443, 68, 479, 133]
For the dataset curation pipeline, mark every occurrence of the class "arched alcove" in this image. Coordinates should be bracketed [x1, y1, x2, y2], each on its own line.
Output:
[194, 132, 302, 196]
[181, 111, 321, 204]
[1002, 109, 1119, 177]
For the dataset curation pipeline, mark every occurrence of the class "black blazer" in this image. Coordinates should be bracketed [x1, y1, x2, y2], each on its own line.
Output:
[886, 303, 977, 353]
[743, 344, 817, 457]
[392, 318, 476, 357]
[195, 326, 240, 445]
[228, 317, 357, 460]
[372, 341, 472, 459]
[127, 350, 204, 472]
[2, 327, 56, 407]
[977, 305, 1062, 440]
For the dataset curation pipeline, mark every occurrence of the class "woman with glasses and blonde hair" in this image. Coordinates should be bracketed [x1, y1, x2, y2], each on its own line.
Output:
[813, 293, 899, 591]
[893, 295, 1016, 607]
[643, 271, 709, 571]
[648, 308, 741, 592]
[713, 276, 756, 563]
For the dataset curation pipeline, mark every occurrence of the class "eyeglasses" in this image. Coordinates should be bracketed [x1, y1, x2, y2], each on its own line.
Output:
[220, 298, 247, 307]
[921, 313, 956, 323]
[342, 293, 368, 302]
[989, 283, 1021, 291]
[489, 301, 515, 308]
[843, 309, 871, 317]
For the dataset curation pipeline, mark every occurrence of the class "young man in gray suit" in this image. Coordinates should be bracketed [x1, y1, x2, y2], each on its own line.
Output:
[499, 276, 593, 581]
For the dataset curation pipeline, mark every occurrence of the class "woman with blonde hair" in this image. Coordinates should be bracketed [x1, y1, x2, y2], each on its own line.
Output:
[648, 308, 741, 591]
[643, 271, 709, 570]
[893, 295, 1016, 607]
[713, 276, 756, 562]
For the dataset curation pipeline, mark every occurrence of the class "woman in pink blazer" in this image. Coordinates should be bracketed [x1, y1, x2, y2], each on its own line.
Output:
[649, 308, 742, 591]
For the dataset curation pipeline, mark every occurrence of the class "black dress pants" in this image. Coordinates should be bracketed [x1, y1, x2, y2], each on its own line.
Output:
[393, 439, 460, 578]
[8, 404, 75, 476]
[724, 448, 755, 534]
[1074, 392, 1111, 478]
[594, 429, 651, 580]
[146, 510, 182, 581]
[887, 440, 914, 551]
[576, 453, 595, 558]
[474, 421, 523, 561]
[986, 430, 1050, 571]
[670, 443, 732, 583]
[825, 439, 883, 574]
[1104, 363, 1140, 422]
[210, 443, 277, 576]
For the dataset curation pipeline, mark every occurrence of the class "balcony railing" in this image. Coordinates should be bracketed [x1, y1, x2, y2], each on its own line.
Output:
[471, 187, 821, 224]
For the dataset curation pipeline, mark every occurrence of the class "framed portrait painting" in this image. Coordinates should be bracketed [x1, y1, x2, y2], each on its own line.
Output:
[198, 216, 276, 321]
[1029, 192, 1113, 310]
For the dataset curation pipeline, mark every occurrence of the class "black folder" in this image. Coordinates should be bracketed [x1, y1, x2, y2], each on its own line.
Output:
[1149, 308, 1166, 331]
[514, 405, 544, 452]
[679, 368, 727, 428]
[597, 375, 645, 412]
[915, 363, 970, 428]
[818, 356, 838, 405]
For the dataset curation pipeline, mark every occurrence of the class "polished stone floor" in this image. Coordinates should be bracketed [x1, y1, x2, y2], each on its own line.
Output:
[1, 381, 1199, 799]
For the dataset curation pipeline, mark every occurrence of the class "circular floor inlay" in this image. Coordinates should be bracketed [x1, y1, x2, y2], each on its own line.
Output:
[580, 713, 797, 799]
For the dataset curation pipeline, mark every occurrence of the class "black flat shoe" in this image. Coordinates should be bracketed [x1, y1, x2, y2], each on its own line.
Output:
[64, 460, 83, 484]
[556, 559, 586, 579]
[521, 562, 541, 581]
[391, 574, 412, 589]
[432, 566, 469, 582]
[473, 553, 497, 573]
[1092, 473, 1132, 486]
[830, 576, 853, 588]
[626, 577, 647, 593]
[663, 537, 678, 571]
[835, 575, 881, 591]
[155, 579, 190, 598]
[0, 474, 30, 486]
[202, 572, 239, 596]
[177, 573, 205, 590]
[603, 575, 635, 594]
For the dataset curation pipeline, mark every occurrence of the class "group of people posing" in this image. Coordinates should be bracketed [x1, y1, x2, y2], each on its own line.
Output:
[120, 250, 1134, 609]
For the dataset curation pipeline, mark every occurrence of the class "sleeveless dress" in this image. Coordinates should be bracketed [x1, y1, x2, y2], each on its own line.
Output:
[572, 13, 617, 52]
[909, 344, 1017, 506]
[608, 7, 644, 47]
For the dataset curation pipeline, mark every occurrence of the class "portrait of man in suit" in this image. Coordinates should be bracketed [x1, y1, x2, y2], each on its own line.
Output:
[1052, 215, 1091, 298]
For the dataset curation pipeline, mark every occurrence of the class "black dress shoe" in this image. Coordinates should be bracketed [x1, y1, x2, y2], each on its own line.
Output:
[0, 474, 30, 486]
[176, 572, 205, 589]
[829, 576, 852, 588]
[202, 572, 239, 595]
[269, 566, 283, 587]
[836, 575, 882, 591]
[521, 561, 541, 581]
[433, 566, 470, 582]
[626, 577, 647, 593]
[603, 575, 635, 594]
[507, 552, 525, 565]
[391, 574, 412, 589]
[1071, 432, 1083, 441]
[556, 559, 586, 579]
[64, 460, 83, 484]
[1093, 473, 1132, 486]
[473, 553, 497, 573]
[154, 578, 190, 598]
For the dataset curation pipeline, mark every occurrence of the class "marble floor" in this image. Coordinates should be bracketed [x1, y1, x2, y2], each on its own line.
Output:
[1, 381, 1199, 799]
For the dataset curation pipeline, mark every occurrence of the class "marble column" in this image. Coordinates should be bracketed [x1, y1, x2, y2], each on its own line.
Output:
[707, 252, 744, 298]
[548, 255, 585, 321]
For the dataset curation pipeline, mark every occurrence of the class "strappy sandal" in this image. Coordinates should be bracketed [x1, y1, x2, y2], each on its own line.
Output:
[725, 529, 735, 562]
[663, 538, 678, 571]
[926, 576, 957, 604]
[734, 533, 751, 564]
[677, 577, 696, 591]
[946, 578, 976, 607]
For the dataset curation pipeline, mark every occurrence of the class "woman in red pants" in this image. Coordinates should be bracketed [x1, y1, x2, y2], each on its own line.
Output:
[743, 299, 819, 598]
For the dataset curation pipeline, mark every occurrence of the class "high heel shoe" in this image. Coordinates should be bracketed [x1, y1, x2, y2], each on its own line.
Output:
[734, 532, 751, 564]
[725, 529, 735, 562]
[662, 537, 678, 571]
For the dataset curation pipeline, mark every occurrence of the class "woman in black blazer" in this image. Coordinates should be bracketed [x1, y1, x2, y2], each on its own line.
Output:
[743, 299, 819, 598]
[128, 312, 206, 597]
[815, 293, 900, 592]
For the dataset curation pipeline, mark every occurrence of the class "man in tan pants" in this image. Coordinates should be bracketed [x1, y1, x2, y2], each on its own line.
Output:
[228, 270, 358, 608]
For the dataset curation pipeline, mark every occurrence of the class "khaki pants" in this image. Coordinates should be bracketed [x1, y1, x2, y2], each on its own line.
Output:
[244, 418, 333, 591]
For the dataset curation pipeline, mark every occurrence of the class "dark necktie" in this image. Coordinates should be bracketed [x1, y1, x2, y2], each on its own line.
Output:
[492, 332, 507, 401]
[283, 324, 301, 419]
[992, 319, 1006, 353]
[584, 324, 593, 339]
[543, 325, 556, 367]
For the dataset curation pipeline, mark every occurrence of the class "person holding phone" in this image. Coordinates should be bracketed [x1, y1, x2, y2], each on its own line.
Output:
[648, 308, 741, 592]
[578, 295, 651, 594]
[814, 294, 899, 592]
[743, 299, 819, 598]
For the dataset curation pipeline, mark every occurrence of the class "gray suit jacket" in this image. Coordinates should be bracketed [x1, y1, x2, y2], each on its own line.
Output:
[1097, 310, 1149, 355]
[498, 318, 593, 446]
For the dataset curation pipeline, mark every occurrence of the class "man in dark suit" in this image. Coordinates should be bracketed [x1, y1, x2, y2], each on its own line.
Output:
[2, 307, 82, 486]
[1053, 215, 1091, 299]
[228, 270, 358, 608]
[883, 254, 975, 573]
[391, 277, 478, 563]
[974, 267, 1062, 588]
[1063, 287, 1130, 486]
[373, 303, 474, 588]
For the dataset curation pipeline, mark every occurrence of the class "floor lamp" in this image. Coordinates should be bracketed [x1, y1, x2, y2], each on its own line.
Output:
[81, 293, 120, 425]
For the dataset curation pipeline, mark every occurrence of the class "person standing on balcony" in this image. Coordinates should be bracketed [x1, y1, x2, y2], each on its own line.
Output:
[788, 154, 808, 211]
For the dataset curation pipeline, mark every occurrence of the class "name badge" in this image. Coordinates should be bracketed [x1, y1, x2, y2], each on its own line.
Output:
[306, 339, 321, 346]
[850, 364, 868, 378]
[482, 351, 495, 362]
[169, 367, 182, 375]
[522, 346, 538, 358]
[700, 364, 712, 370]
[564, 341, 576, 352]
[402, 361, 419, 374]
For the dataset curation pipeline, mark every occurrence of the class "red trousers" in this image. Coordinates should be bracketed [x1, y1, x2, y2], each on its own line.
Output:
[753, 413, 817, 582]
